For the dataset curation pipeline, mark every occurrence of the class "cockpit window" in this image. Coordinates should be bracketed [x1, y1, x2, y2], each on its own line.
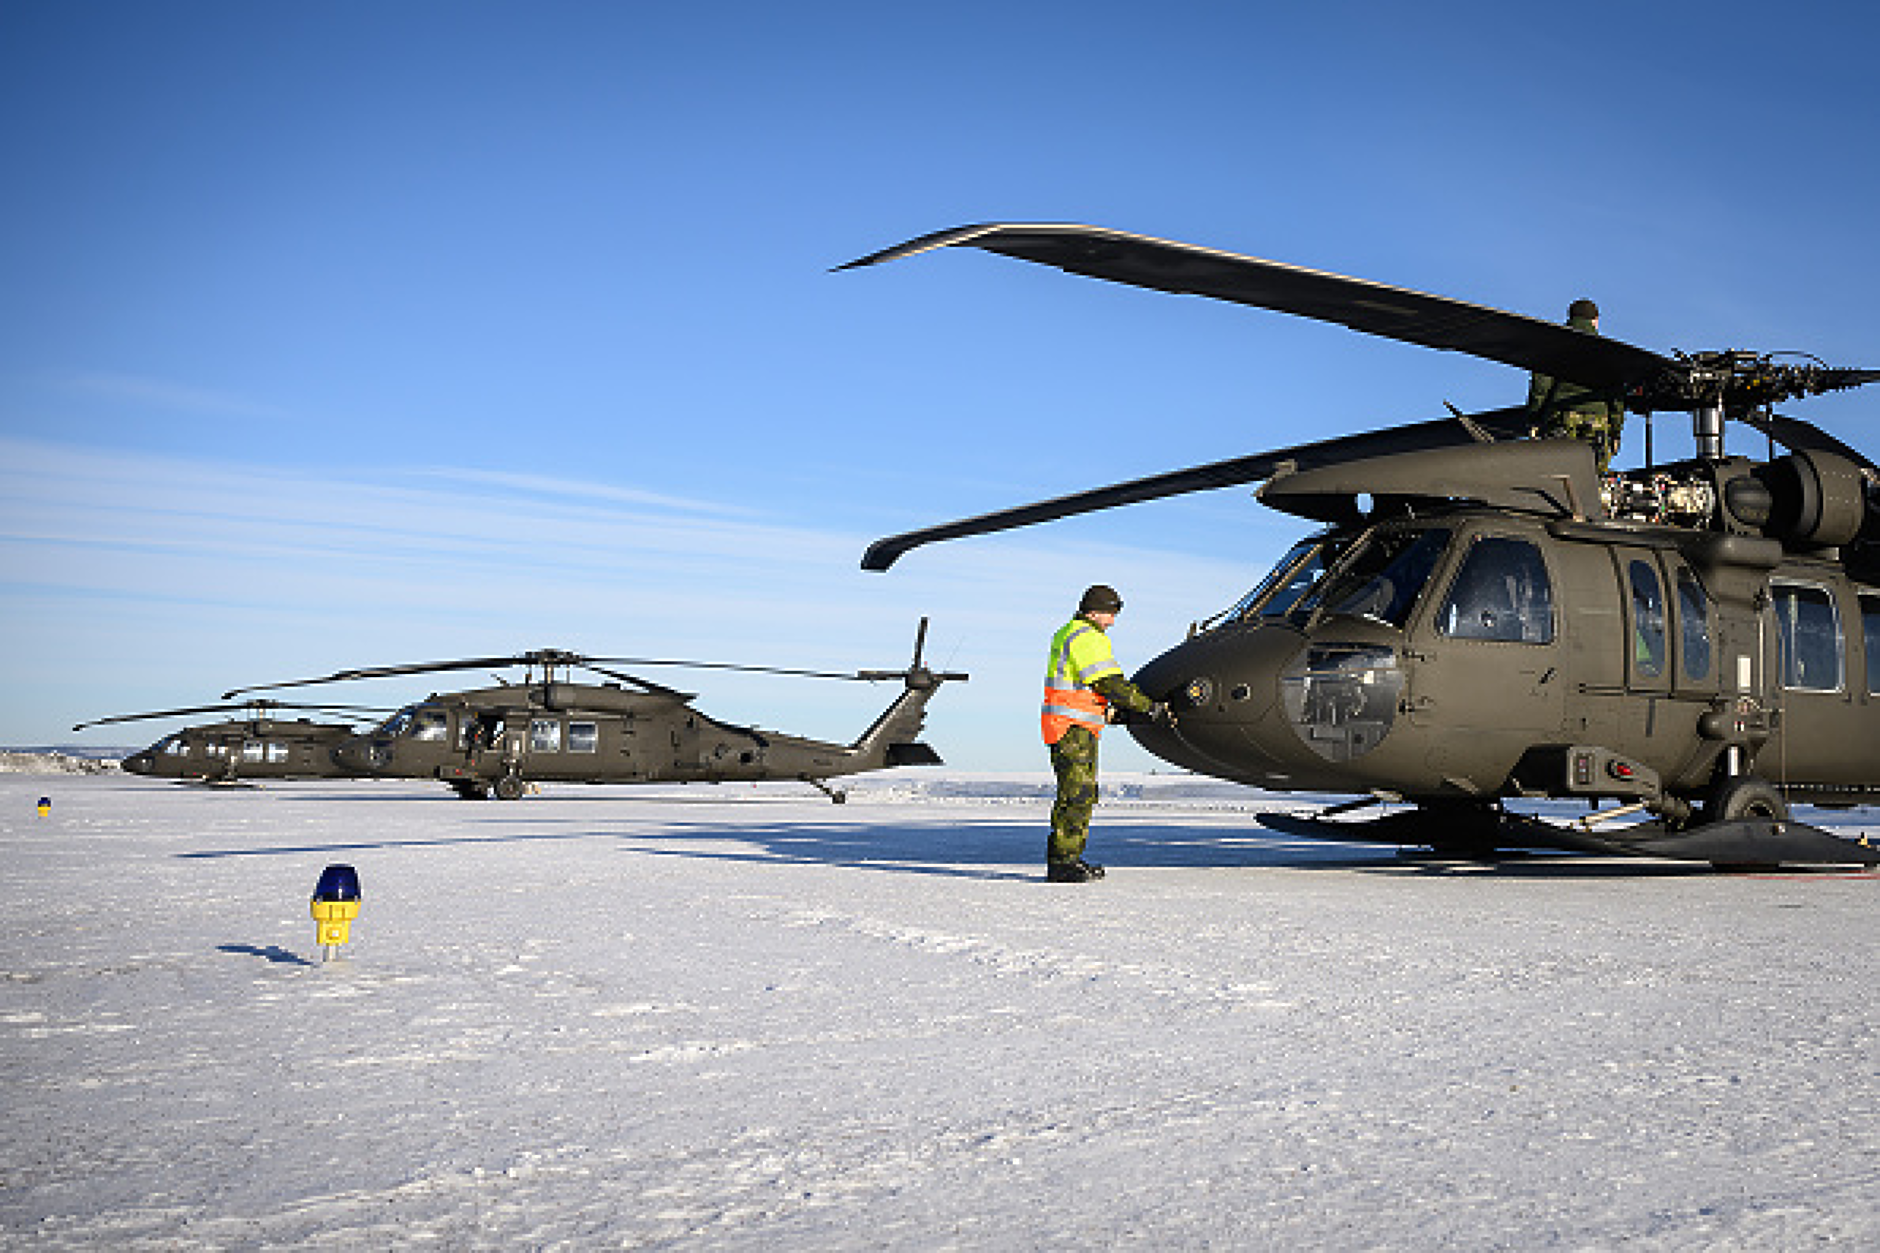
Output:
[380, 706, 450, 741]
[1294, 527, 1452, 630]
[1221, 535, 1344, 625]
[1438, 537, 1555, 644]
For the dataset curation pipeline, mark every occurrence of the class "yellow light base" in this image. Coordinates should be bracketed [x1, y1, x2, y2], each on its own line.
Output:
[311, 898, 360, 950]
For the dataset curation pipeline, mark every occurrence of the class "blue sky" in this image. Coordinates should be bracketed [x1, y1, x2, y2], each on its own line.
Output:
[4, 1, 1875, 769]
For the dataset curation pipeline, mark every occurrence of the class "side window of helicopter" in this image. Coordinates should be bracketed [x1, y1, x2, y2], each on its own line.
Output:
[266, 741, 290, 763]
[162, 735, 189, 756]
[1302, 527, 1452, 629]
[1863, 594, 1880, 696]
[1675, 568, 1712, 682]
[382, 709, 415, 738]
[412, 710, 450, 742]
[1436, 537, 1555, 644]
[241, 741, 265, 763]
[1772, 582, 1843, 692]
[1626, 560, 1668, 679]
[568, 721, 599, 753]
[530, 718, 562, 752]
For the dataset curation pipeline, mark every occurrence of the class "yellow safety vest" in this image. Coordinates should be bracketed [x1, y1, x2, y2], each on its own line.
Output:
[1042, 618, 1124, 743]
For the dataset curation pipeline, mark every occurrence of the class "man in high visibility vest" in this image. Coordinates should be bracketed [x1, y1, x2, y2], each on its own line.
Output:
[1042, 584, 1168, 882]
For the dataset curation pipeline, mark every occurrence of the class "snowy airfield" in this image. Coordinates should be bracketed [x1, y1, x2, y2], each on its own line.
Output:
[5, 772, 1880, 1250]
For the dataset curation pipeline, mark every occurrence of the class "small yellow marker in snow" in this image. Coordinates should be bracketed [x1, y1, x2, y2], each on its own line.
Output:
[311, 864, 362, 961]
[37, 796, 51, 817]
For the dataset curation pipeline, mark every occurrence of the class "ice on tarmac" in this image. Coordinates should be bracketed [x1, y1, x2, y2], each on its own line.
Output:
[4, 773, 1879, 1249]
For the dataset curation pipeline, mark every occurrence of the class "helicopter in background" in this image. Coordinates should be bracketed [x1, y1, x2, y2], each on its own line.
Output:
[843, 223, 1880, 867]
[220, 619, 966, 801]
[73, 701, 386, 784]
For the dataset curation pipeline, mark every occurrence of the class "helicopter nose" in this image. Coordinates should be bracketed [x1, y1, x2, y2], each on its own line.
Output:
[1126, 624, 1317, 782]
[122, 753, 153, 775]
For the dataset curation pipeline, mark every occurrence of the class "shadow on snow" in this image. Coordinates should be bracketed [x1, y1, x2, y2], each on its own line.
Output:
[170, 799, 1874, 880]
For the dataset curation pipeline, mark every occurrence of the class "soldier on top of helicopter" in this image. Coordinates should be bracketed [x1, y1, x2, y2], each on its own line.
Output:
[1526, 297, 1627, 473]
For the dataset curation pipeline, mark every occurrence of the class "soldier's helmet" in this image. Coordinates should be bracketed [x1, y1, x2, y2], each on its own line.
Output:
[1568, 298, 1599, 321]
[1079, 584, 1124, 614]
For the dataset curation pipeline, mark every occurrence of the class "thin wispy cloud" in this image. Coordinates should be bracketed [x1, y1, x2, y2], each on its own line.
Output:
[414, 467, 761, 517]
[56, 373, 296, 422]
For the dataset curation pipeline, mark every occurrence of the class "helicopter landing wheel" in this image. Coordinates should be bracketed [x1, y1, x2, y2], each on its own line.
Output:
[493, 775, 525, 801]
[1704, 776, 1789, 824]
[1703, 776, 1789, 871]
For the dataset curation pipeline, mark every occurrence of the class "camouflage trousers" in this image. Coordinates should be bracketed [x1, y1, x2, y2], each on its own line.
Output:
[1539, 410, 1623, 474]
[1048, 725, 1101, 863]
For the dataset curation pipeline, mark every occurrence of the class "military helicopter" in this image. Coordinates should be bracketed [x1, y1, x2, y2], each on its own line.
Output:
[72, 701, 386, 784]
[842, 223, 1880, 867]
[220, 620, 966, 801]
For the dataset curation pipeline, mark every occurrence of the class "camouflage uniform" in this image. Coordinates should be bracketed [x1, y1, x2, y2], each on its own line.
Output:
[1527, 304, 1626, 473]
[1048, 724, 1102, 865]
[1044, 600, 1156, 872]
[1047, 670, 1155, 864]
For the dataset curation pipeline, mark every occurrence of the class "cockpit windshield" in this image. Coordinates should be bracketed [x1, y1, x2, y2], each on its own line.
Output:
[1291, 526, 1453, 630]
[379, 707, 418, 738]
[1216, 534, 1344, 627]
[380, 706, 451, 741]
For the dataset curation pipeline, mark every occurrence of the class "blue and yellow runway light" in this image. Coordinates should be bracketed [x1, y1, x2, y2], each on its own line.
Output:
[37, 796, 50, 817]
[311, 864, 362, 962]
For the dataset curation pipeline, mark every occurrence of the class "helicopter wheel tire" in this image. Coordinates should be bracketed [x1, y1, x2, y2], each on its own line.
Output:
[493, 775, 525, 801]
[1704, 776, 1789, 825]
[1702, 777, 1789, 871]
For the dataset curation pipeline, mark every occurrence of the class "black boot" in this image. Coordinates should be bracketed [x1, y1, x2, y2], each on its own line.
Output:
[1046, 858, 1105, 883]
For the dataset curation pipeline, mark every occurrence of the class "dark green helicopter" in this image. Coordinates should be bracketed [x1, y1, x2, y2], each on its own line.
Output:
[843, 224, 1880, 867]
[73, 701, 385, 784]
[220, 620, 965, 801]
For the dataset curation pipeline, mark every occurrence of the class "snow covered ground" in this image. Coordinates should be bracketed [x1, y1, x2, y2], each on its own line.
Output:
[5, 772, 1879, 1250]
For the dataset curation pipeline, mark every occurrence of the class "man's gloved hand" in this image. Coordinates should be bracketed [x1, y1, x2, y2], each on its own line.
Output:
[1111, 701, 1176, 727]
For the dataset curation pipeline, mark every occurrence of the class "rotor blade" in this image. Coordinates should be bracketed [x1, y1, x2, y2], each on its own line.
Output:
[583, 656, 865, 682]
[221, 651, 592, 699]
[73, 700, 387, 731]
[225, 645, 905, 704]
[840, 223, 1678, 394]
[569, 662, 697, 701]
[862, 405, 1536, 571]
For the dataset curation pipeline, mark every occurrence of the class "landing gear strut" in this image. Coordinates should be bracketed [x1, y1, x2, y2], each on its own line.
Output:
[807, 778, 848, 804]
